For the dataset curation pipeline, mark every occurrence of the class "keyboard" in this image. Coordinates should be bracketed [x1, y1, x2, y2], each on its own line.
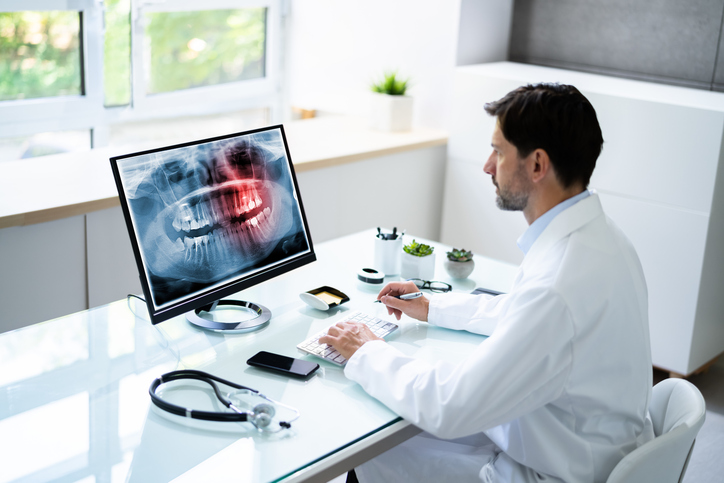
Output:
[297, 311, 399, 366]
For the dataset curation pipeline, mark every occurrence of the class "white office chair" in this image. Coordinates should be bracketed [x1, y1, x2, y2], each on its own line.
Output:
[606, 378, 706, 483]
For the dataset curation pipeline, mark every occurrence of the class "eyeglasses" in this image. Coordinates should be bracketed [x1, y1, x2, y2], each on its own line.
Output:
[408, 278, 452, 293]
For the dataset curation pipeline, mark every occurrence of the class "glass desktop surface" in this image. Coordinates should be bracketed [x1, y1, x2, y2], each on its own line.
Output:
[0, 229, 517, 483]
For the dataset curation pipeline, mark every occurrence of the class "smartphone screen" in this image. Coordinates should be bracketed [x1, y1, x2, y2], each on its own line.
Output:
[247, 351, 319, 378]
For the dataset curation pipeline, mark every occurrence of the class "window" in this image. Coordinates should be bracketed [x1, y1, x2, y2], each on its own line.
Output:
[104, 0, 131, 107]
[0, 0, 285, 161]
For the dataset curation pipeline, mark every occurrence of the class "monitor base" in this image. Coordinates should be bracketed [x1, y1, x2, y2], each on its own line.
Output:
[186, 300, 271, 333]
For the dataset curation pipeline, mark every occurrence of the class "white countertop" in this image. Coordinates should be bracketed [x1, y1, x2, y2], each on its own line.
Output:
[0, 116, 447, 229]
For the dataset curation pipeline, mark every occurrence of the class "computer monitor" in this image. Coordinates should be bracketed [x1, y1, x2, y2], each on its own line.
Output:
[110, 125, 315, 332]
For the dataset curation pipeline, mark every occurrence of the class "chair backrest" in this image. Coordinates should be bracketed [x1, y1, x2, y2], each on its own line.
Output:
[606, 378, 706, 483]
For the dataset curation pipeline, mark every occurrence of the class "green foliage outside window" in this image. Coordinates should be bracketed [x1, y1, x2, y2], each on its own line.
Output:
[0, 7, 266, 104]
[0, 11, 81, 101]
[104, 0, 131, 106]
[145, 8, 266, 95]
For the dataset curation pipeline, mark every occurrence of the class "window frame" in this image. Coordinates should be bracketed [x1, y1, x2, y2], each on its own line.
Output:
[0, 0, 285, 148]
[0, 0, 103, 138]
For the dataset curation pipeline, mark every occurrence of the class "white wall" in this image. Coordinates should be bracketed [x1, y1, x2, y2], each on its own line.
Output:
[456, 0, 514, 66]
[286, 0, 462, 130]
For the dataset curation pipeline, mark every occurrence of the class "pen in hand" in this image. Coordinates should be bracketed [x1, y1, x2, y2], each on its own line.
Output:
[374, 292, 423, 303]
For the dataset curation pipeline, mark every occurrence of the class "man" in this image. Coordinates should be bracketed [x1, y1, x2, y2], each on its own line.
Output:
[320, 83, 654, 482]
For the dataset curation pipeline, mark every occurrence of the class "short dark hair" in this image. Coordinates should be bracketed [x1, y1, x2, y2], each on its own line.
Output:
[484, 83, 604, 189]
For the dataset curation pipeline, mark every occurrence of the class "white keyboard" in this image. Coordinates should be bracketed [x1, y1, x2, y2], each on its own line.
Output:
[297, 311, 399, 366]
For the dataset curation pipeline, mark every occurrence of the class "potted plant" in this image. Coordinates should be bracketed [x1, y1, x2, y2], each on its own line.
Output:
[401, 239, 435, 280]
[369, 71, 413, 132]
[444, 248, 475, 279]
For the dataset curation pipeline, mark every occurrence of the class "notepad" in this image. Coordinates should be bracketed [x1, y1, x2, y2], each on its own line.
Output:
[315, 291, 343, 306]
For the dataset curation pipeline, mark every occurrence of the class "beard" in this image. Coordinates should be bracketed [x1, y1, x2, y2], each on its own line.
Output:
[492, 175, 530, 211]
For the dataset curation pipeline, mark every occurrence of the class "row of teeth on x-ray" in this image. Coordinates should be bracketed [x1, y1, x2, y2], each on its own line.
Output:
[178, 206, 273, 265]
[172, 187, 263, 233]
[169, 185, 274, 266]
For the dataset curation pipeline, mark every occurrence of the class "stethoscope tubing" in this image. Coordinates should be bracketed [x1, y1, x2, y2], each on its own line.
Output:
[149, 369, 259, 422]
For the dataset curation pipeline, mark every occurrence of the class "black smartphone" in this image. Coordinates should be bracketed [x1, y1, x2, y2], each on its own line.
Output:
[247, 351, 319, 378]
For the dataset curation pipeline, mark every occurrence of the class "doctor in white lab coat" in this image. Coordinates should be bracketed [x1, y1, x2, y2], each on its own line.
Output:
[320, 83, 654, 482]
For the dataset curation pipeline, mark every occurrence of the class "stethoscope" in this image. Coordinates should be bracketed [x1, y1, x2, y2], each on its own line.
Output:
[149, 369, 300, 432]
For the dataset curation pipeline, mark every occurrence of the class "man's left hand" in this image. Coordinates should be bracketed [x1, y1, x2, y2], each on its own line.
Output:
[318, 321, 383, 361]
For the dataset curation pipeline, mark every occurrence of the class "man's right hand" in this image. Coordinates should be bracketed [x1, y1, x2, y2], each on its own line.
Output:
[377, 281, 430, 321]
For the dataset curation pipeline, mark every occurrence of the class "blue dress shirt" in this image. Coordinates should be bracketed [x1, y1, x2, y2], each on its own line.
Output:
[517, 190, 591, 255]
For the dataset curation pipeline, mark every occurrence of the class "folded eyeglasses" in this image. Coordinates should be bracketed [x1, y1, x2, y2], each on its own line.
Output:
[407, 278, 452, 293]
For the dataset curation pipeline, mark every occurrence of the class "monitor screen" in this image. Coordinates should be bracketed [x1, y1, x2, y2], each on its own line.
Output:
[110, 125, 315, 325]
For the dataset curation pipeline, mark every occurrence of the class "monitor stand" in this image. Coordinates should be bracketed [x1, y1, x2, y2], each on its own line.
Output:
[186, 300, 271, 333]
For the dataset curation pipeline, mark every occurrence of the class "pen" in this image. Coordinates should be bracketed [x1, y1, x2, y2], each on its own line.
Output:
[374, 292, 423, 303]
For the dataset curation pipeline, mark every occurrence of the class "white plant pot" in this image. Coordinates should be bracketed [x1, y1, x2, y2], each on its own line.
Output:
[369, 92, 413, 132]
[400, 252, 436, 280]
[444, 259, 475, 279]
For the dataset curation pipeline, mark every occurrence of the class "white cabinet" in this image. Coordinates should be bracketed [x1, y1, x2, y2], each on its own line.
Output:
[86, 206, 142, 309]
[0, 216, 87, 333]
[441, 62, 724, 376]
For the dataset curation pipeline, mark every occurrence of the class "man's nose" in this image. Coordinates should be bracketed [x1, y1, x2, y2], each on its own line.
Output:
[483, 152, 495, 175]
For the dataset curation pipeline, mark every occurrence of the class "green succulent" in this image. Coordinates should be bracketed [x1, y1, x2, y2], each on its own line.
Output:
[370, 71, 409, 96]
[446, 248, 473, 262]
[403, 239, 434, 257]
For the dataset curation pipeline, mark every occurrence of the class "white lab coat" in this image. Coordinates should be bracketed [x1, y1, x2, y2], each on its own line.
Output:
[345, 194, 655, 482]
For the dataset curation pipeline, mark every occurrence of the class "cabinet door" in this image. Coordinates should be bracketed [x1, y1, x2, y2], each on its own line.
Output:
[0, 216, 87, 332]
[598, 193, 709, 374]
[295, 147, 447, 244]
[589, 92, 723, 213]
[86, 207, 142, 309]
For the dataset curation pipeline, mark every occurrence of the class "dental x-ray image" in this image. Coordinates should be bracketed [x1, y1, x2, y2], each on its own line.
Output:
[115, 127, 311, 310]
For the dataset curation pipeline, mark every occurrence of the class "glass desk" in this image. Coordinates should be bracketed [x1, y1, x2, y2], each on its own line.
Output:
[0, 229, 516, 483]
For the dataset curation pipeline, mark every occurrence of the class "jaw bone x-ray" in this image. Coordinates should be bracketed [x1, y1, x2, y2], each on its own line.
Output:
[119, 129, 309, 308]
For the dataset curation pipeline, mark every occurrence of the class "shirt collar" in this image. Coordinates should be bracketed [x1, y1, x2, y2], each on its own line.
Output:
[517, 190, 591, 255]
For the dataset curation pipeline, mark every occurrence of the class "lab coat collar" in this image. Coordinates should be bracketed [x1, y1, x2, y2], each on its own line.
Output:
[520, 192, 604, 272]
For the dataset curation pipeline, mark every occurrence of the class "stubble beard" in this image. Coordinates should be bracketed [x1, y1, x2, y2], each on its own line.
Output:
[493, 176, 529, 212]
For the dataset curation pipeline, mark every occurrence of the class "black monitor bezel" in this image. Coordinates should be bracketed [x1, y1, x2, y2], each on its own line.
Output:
[109, 124, 316, 324]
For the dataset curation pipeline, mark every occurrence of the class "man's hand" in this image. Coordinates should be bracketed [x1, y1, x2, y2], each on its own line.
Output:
[319, 321, 382, 361]
[377, 281, 430, 321]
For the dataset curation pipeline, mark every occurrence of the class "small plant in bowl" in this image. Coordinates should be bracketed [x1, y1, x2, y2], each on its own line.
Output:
[444, 247, 475, 279]
[370, 71, 410, 96]
[446, 248, 473, 262]
[403, 239, 434, 257]
[401, 239, 435, 279]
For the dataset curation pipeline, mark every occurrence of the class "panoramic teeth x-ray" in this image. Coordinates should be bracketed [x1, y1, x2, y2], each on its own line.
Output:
[118, 129, 309, 307]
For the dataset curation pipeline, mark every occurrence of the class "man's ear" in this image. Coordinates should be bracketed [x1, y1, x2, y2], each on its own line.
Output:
[530, 149, 551, 184]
